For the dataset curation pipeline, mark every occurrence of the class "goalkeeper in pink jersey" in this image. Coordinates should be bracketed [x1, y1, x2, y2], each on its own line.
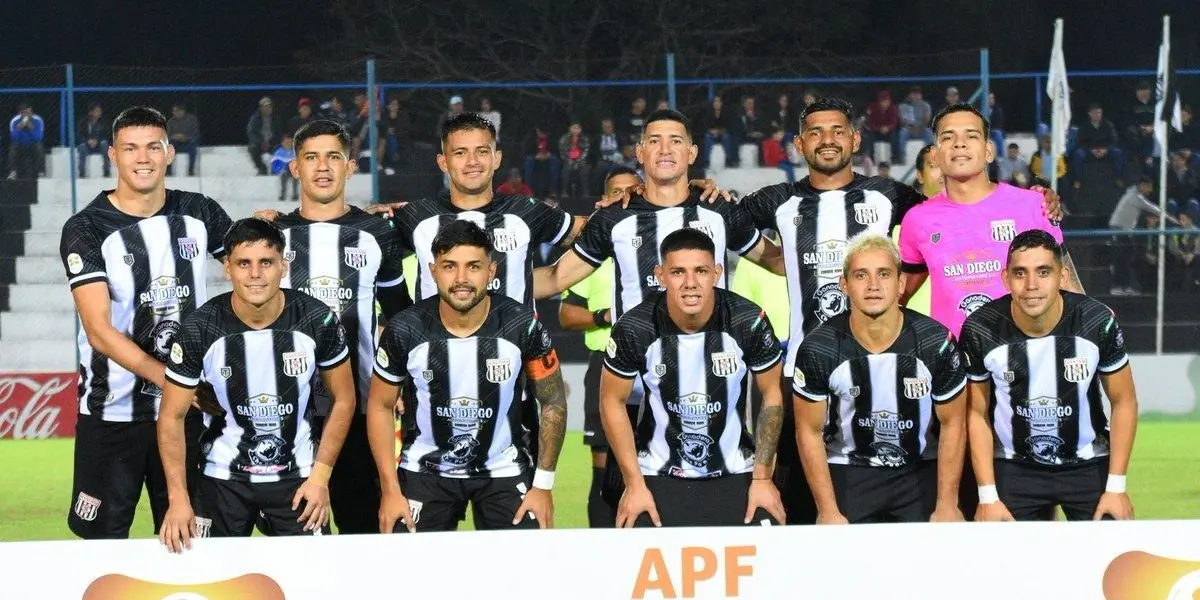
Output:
[898, 103, 1083, 339]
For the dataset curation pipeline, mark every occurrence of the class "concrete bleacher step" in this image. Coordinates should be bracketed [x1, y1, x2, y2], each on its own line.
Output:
[47, 146, 267, 179]
[8, 284, 73, 312]
[14, 257, 64, 284]
[1, 311, 74, 340]
[0, 339, 77, 371]
[20, 230, 59, 257]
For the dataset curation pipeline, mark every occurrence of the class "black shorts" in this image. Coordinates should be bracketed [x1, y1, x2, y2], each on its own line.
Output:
[68, 412, 203, 539]
[994, 457, 1109, 521]
[581, 351, 608, 450]
[395, 469, 539, 532]
[633, 473, 778, 527]
[596, 404, 649, 507]
[194, 475, 331, 537]
[313, 413, 380, 535]
[829, 461, 936, 523]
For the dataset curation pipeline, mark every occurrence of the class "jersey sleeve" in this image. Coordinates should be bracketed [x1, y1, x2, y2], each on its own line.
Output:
[165, 315, 208, 389]
[930, 331, 968, 403]
[572, 210, 614, 267]
[389, 211, 417, 255]
[741, 309, 782, 373]
[373, 315, 410, 385]
[791, 341, 831, 402]
[201, 198, 234, 260]
[603, 316, 644, 379]
[1097, 308, 1130, 373]
[959, 317, 991, 382]
[890, 181, 926, 228]
[897, 209, 928, 272]
[724, 203, 762, 256]
[375, 225, 413, 319]
[314, 309, 350, 369]
[529, 198, 573, 247]
[59, 217, 108, 289]
[520, 314, 555, 362]
[561, 289, 588, 307]
[738, 184, 788, 230]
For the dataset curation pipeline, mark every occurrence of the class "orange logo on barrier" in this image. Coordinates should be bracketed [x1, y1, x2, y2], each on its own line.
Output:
[632, 546, 755, 599]
[1104, 551, 1200, 599]
[82, 573, 285, 600]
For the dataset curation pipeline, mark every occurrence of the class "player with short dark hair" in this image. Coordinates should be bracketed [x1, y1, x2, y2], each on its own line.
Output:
[368, 220, 568, 532]
[601, 228, 787, 527]
[158, 218, 356, 552]
[961, 230, 1138, 522]
[793, 233, 967, 523]
[60, 105, 233, 539]
[270, 118, 412, 534]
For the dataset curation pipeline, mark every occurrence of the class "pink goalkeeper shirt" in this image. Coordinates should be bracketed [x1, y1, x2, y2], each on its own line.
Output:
[898, 183, 1062, 337]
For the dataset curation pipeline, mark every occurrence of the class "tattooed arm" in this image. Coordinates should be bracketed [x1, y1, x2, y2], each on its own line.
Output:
[747, 363, 787, 524]
[531, 357, 568, 472]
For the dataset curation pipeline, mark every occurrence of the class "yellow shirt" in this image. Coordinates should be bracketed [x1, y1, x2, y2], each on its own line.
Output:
[562, 260, 614, 351]
[892, 224, 931, 316]
[730, 258, 790, 341]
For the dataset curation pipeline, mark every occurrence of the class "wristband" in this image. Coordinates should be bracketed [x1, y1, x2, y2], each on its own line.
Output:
[592, 310, 608, 328]
[533, 469, 556, 491]
[977, 484, 999, 504]
[1105, 474, 1127, 494]
[309, 462, 333, 486]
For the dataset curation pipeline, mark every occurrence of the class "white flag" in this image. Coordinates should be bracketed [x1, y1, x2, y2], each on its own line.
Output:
[1154, 16, 1183, 151]
[1046, 19, 1071, 155]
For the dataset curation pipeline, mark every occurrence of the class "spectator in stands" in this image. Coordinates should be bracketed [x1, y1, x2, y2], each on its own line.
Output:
[522, 124, 559, 198]
[76, 103, 110, 178]
[899, 86, 934, 154]
[246, 97, 284, 175]
[761, 126, 794, 184]
[497, 167, 533, 197]
[559, 119, 591, 204]
[996, 143, 1032, 187]
[939, 86, 961, 114]
[321, 96, 351, 128]
[987, 92, 1006, 151]
[593, 117, 623, 191]
[270, 132, 298, 201]
[288, 98, 316, 136]
[1167, 152, 1197, 206]
[617, 144, 639, 171]
[864, 89, 901, 163]
[850, 150, 875, 177]
[621, 96, 648, 145]
[7, 102, 44, 180]
[1125, 80, 1155, 144]
[700, 96, 733, 169]
[1127, 113, 1159, 177]
[1073, 103, 1124, 179]
[166, 104, 199, 177]
[1109, 177, 1161, 294]
[876, 161, 894, 184]
[435, 95, 466, 141]
[1135, 211, 1169, 294]
[1030, 134, 1067, 186]
[478, 97, 501, 142]
[770, 93, 797, 138]
[655, 98, 670, 111]
[732, 95, 764, 166]
[1170, 105, 1200, 166]
[1169, 204, 1200, 292]
[349, 92, 372, 157]
[377, 97, 411, 174]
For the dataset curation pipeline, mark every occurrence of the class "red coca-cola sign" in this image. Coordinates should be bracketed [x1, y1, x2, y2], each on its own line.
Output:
[0, 372, 78, 439]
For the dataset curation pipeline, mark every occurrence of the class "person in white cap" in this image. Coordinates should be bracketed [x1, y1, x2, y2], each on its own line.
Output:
[438, 95, 466, 139]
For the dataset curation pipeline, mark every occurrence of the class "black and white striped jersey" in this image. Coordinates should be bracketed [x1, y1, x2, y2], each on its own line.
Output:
[275, 207, 411, 413]
[165, 289, 350, 483]
[792, 309, 966, 468]
[574, 191, 762, 321]
[604, 288, 782, 479]
[59, 190, 233, 422]
[391, 192, 572, 305]
[740, 175, 924, 377]
[960, 292, 1129, 467]
[373, 294, 555, 479]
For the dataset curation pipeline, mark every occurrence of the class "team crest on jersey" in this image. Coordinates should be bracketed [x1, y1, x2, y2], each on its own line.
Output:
[853, 202, 879, 225]
[150, 320, 181, 362]
[678, 432, 715, 468]
[654, 364, 667, 378]
[815, 283, 849, 322]
[848, 385, 861, 398]
[284, 250, 296, 263]
[177, 237, 200, 260]
[711, 352, 739, 377]
[990, 219, 1017, 243]
[122, 253, 135, 266]
[1002, 370, 1015, 383]
[343, 247, 368, 270]
[630, 236, 643, 249]
[220, 366, 233, 379]
[793, 214, 803, 226]
[248, 434, 287, 468]
[73, 492, 101, 522]
[422, 370, 434, 382]
[491, 228, 520, 253]
[958, 293, 992, 316]
[1063, 357, 1090, 383]
[486, 358, 513, 383]
[903, 377, 930, 400]
[282, 351, 309, 378]
[931, 232, 941, 244]
[688, 220, 714, 239]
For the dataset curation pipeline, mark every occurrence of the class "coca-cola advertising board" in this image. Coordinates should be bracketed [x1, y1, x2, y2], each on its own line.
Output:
[0, 372, 77, 439]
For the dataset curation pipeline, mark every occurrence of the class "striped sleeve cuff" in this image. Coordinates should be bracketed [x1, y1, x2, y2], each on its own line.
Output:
[377, 274, 405, 288]
[373, 363, 403, 384]
[732, 229, 762, 256]
[933, 376, 968, 403]
[574, 245, 604, 267]
[550, 213, 572, 246]
[68, 271, 107, 289]
[793, 386, 827, 403]
[967, 371, 991, 382]
[603, 360, 638, 379]
[318, 347, 350, 369]
[165, 368, 199, 389]
[749, 351, 781, 374]
[1099, 354, 1130, 374]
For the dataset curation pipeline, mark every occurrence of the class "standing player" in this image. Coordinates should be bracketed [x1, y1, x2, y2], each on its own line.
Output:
[899, 103, 1083, 339]
[601, 229, 786, 527]
[961, 230, 1137, 521]
[367, 221, 568, 532]
[60, 106, 233, 539]
[271, 119, 412, 534]
[793, 233, 967, 523]
[158, 218, 356, 551]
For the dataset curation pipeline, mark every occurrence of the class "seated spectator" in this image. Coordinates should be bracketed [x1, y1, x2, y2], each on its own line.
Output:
[699, 96, 733, 169]
[620, 97, 648, 145]
[435, 96, 465, 141]
[247, 97, 284, 175]
[288, 98, 316, 137]
[800, 90, 819, 113]
[851, 151, 875, 177]
[1167, 152, 1198, 205]
[593, 118, 623, 192]
[559, 119, 591, 204]
[320, 96, 351, 129]
[1169, 204, 1200, 292]
[1108, 177, 1158, 295]
[1125, 80, 1155, 145]
[898, 86, 934, 155]
[167, 103, 200, 176]
[655, 99, 670, 111]
[938, 86, 961, 115]
[271, 133, 298, 201]
[77, 103, 110, 178]
[522, 124, 560, 198]
[770, 93, 797, 138]
[478, 97, 501, 142]
[987, 92, 1006, 151]
[1030, 134, 1067, 186]
[377, 97, 412, 173]
[863, 90, 901, 163]
[996, 143, 1032, 186]
[349, 92, 373, 157]
[1170, 105, 1200, 166]
[761, 127, 794, 184]
[8, 102, 44, 180]
[497, 167, 533, 197]
[876, 161, 894, 184]
[1127, 113, 1159, 177]
[732, 96, 765, 165]
[1073, 103, 1124, 181]
[617, 144, 639, 171]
